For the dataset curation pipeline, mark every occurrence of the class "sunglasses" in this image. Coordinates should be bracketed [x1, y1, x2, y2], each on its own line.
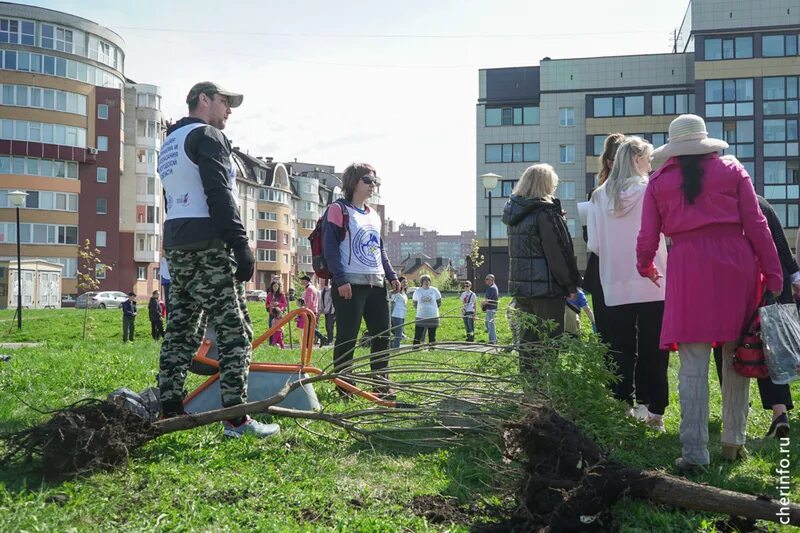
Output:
[360, 176, 380, 186]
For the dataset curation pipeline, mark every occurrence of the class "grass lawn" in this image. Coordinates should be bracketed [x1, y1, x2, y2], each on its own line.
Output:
[0, 295, 798, 532]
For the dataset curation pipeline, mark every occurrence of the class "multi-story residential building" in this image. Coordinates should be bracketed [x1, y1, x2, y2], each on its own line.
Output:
[0, 2, 127, 296]
[229, 148, 260, 292]
[384, 224, 476, 278]
[122, 82, 165, 296]
[476, 0, 799, 290]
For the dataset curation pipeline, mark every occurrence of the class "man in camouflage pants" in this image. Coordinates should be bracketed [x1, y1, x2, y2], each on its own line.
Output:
[157, 81, 279, 438]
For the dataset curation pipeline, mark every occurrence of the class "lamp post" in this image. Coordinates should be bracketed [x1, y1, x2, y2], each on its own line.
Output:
[480, 173, 500, 278]
[8, 190, 28, 330]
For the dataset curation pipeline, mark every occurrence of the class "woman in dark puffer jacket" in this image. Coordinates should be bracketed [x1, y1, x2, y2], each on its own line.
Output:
[502, 163, 582, 374]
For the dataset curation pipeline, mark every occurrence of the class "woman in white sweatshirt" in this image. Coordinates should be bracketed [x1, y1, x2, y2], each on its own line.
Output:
[587, 136, 670, 431]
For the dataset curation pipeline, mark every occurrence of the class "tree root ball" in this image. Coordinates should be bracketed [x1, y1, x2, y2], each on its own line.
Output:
[1, 400, 155, 479]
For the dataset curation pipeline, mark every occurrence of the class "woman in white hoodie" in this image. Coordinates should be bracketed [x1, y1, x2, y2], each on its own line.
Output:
[587, 136, 670, 431]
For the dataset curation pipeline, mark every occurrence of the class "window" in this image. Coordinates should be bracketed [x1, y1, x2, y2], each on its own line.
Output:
[651, 93, 694, 115]
[559, 107, 574, 127]
[705, 79, 753, 117]
[707, 120, 755, 159]
[283, 254, 289, 264]
[763, 76, 799, 116]
[96, 198, 107, 214]
[763, 160, 799, 227]
[763, 119, 799, 157]
[136, 93, 160, 109]
[137, 266, 146, 280]
[258, 211, 277, 221]
[703, 36, 753, 60]
[97, 136, 108, 151]
[97, 167, 107, 183]
[257, 249, 277, 262]
[258, 229, 277, 241]
[485, 143, 539, 163]
[559, 145, 575, 164]
[283, 214, 290, 224]
[97, 104, 108, 119]
[96, 231, 107, 247]
[96, 264, 107, 280]
[650, 133, 668, 148]
[485, 105, 539, 126]
[593, 95, 644, 117]
[0, 156, 78, 179]
[283, 234, 289, 245]
[762, 34, 798, 57]
[0, 119, 85, 147]
[557, 181, 576, 200]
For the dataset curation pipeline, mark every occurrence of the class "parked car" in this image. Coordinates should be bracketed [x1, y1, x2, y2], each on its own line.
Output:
[61, 295, 76, 308]
[75, 291, 128, 309]
[245, 290, 267, 302]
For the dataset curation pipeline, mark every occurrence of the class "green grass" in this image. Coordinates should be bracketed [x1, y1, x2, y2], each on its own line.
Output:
[0, 297, 798, 531]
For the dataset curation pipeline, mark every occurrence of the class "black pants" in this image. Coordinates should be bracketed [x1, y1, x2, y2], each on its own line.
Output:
[589, 283, 611, 346]
[323, 313, 335, 344]
[150, 319, 165, 340]
[331, 284, 390, 381]
[605, 300, 669, 415]
[122, 316, 136, 342]
[515, 296, 566, 376]
[713, 347, 794, 411]
[413, 326, 437, 344]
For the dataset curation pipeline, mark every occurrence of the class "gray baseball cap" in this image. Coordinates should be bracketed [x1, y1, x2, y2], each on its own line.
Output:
[186, 81, 243, 108]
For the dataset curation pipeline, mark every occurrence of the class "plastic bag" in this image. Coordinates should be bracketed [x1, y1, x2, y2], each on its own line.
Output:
[107, 387, 161, 422]
[759, 303, 800, 385]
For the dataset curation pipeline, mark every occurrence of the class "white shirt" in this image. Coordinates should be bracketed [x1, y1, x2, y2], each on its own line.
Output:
[391, 292, 408, 318]
[460, 290, 476, 313]
[413, 286, 441, 320]
[339, 204, 384, 276]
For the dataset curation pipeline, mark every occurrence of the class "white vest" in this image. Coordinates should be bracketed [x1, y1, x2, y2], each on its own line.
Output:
[339, 204, 384, 275]
[158, 122, 238, 220]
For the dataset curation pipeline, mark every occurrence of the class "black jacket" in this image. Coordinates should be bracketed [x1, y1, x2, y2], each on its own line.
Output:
[502, 195, 581, 299]
[122, 300, 137, 318]
[148, 297, 161, 322]
[758, 195, 799, 303]
[162, 117, 248, 250]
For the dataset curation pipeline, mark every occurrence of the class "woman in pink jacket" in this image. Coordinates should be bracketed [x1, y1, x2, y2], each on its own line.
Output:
[636, 114, 782, 471]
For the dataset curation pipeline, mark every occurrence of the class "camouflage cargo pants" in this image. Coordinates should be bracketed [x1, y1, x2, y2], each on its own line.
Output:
[158, 248, 254, 408]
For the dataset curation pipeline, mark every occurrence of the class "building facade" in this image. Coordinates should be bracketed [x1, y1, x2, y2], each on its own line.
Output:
[476, 0, 799, 290]
[0, 2, 127, 296]
[122, 82, 165, 297]
[383, 223, 475, 278]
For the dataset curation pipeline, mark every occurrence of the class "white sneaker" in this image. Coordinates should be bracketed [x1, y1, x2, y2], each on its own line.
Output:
[643, 414, 666, 433]
[633, 404, 649, 421]
[223, 416, 280, 439]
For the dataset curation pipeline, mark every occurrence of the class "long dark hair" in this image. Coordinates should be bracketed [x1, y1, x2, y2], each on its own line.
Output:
[678, 155, 704, 204]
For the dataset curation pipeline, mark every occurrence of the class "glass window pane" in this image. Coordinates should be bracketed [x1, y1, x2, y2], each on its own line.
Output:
[763, 77, 785, 100]
[523, 106, 539, 125]
[485, 108, 501, 127]
[501, 108, 513, 125]
[722, 39, 734, 59]
[512, 143, 523, 161]
[736, 120, 754, 143]
[706, 80, 723, 102]
[625, 96, 644, 115]
[502, 144, 512, 162]
[594, 97, 612, 117]
[652, 95, 663, 115]
[523, 143, 539, 161]
[736, 102, 753, 116]
[613, 97, 624, 116]
[736, 79, 753, 101]
[787, 35, 798, 56]
[513, 107, 523, 125]
[735, 36, 752, 58]
[485, 144, 501, 163]
[763, 35, 785, 57]
[764, 119, 786, 141]
[704, 38, 722, 60]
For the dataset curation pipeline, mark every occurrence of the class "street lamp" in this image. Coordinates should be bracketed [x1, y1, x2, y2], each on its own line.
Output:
[480, 173, 500, 278]
[8, 190, 28, 330]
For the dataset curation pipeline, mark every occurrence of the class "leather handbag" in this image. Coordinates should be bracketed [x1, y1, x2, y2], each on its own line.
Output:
[733, 294, 770, 379]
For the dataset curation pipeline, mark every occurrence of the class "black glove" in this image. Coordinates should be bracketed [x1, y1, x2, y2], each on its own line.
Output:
[233, 245, 255, 282]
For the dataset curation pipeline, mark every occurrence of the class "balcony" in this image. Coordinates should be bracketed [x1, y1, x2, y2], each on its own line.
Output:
[134, 248, 159, 263]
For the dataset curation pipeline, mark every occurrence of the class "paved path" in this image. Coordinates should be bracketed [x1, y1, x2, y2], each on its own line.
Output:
[0, 342, 42, 349]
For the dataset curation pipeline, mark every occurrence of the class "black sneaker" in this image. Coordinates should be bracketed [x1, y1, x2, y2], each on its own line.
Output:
[766, 413, 790, 439]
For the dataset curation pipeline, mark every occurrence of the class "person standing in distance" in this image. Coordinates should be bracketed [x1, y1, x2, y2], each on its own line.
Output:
[482, 274, 500, 343]
[156, 81, 278, 439]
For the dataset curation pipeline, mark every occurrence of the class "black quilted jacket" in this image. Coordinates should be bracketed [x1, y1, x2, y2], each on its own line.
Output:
[502, 195, 581, 299]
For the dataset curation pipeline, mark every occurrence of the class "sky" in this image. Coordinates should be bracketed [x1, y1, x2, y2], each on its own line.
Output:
[16, 0, 690, 234]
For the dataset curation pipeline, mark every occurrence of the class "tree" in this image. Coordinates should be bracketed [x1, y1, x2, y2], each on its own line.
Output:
[76, 239, 110, 339]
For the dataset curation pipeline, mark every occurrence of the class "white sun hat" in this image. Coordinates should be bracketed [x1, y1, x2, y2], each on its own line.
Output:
[651, 114, 728, 161]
